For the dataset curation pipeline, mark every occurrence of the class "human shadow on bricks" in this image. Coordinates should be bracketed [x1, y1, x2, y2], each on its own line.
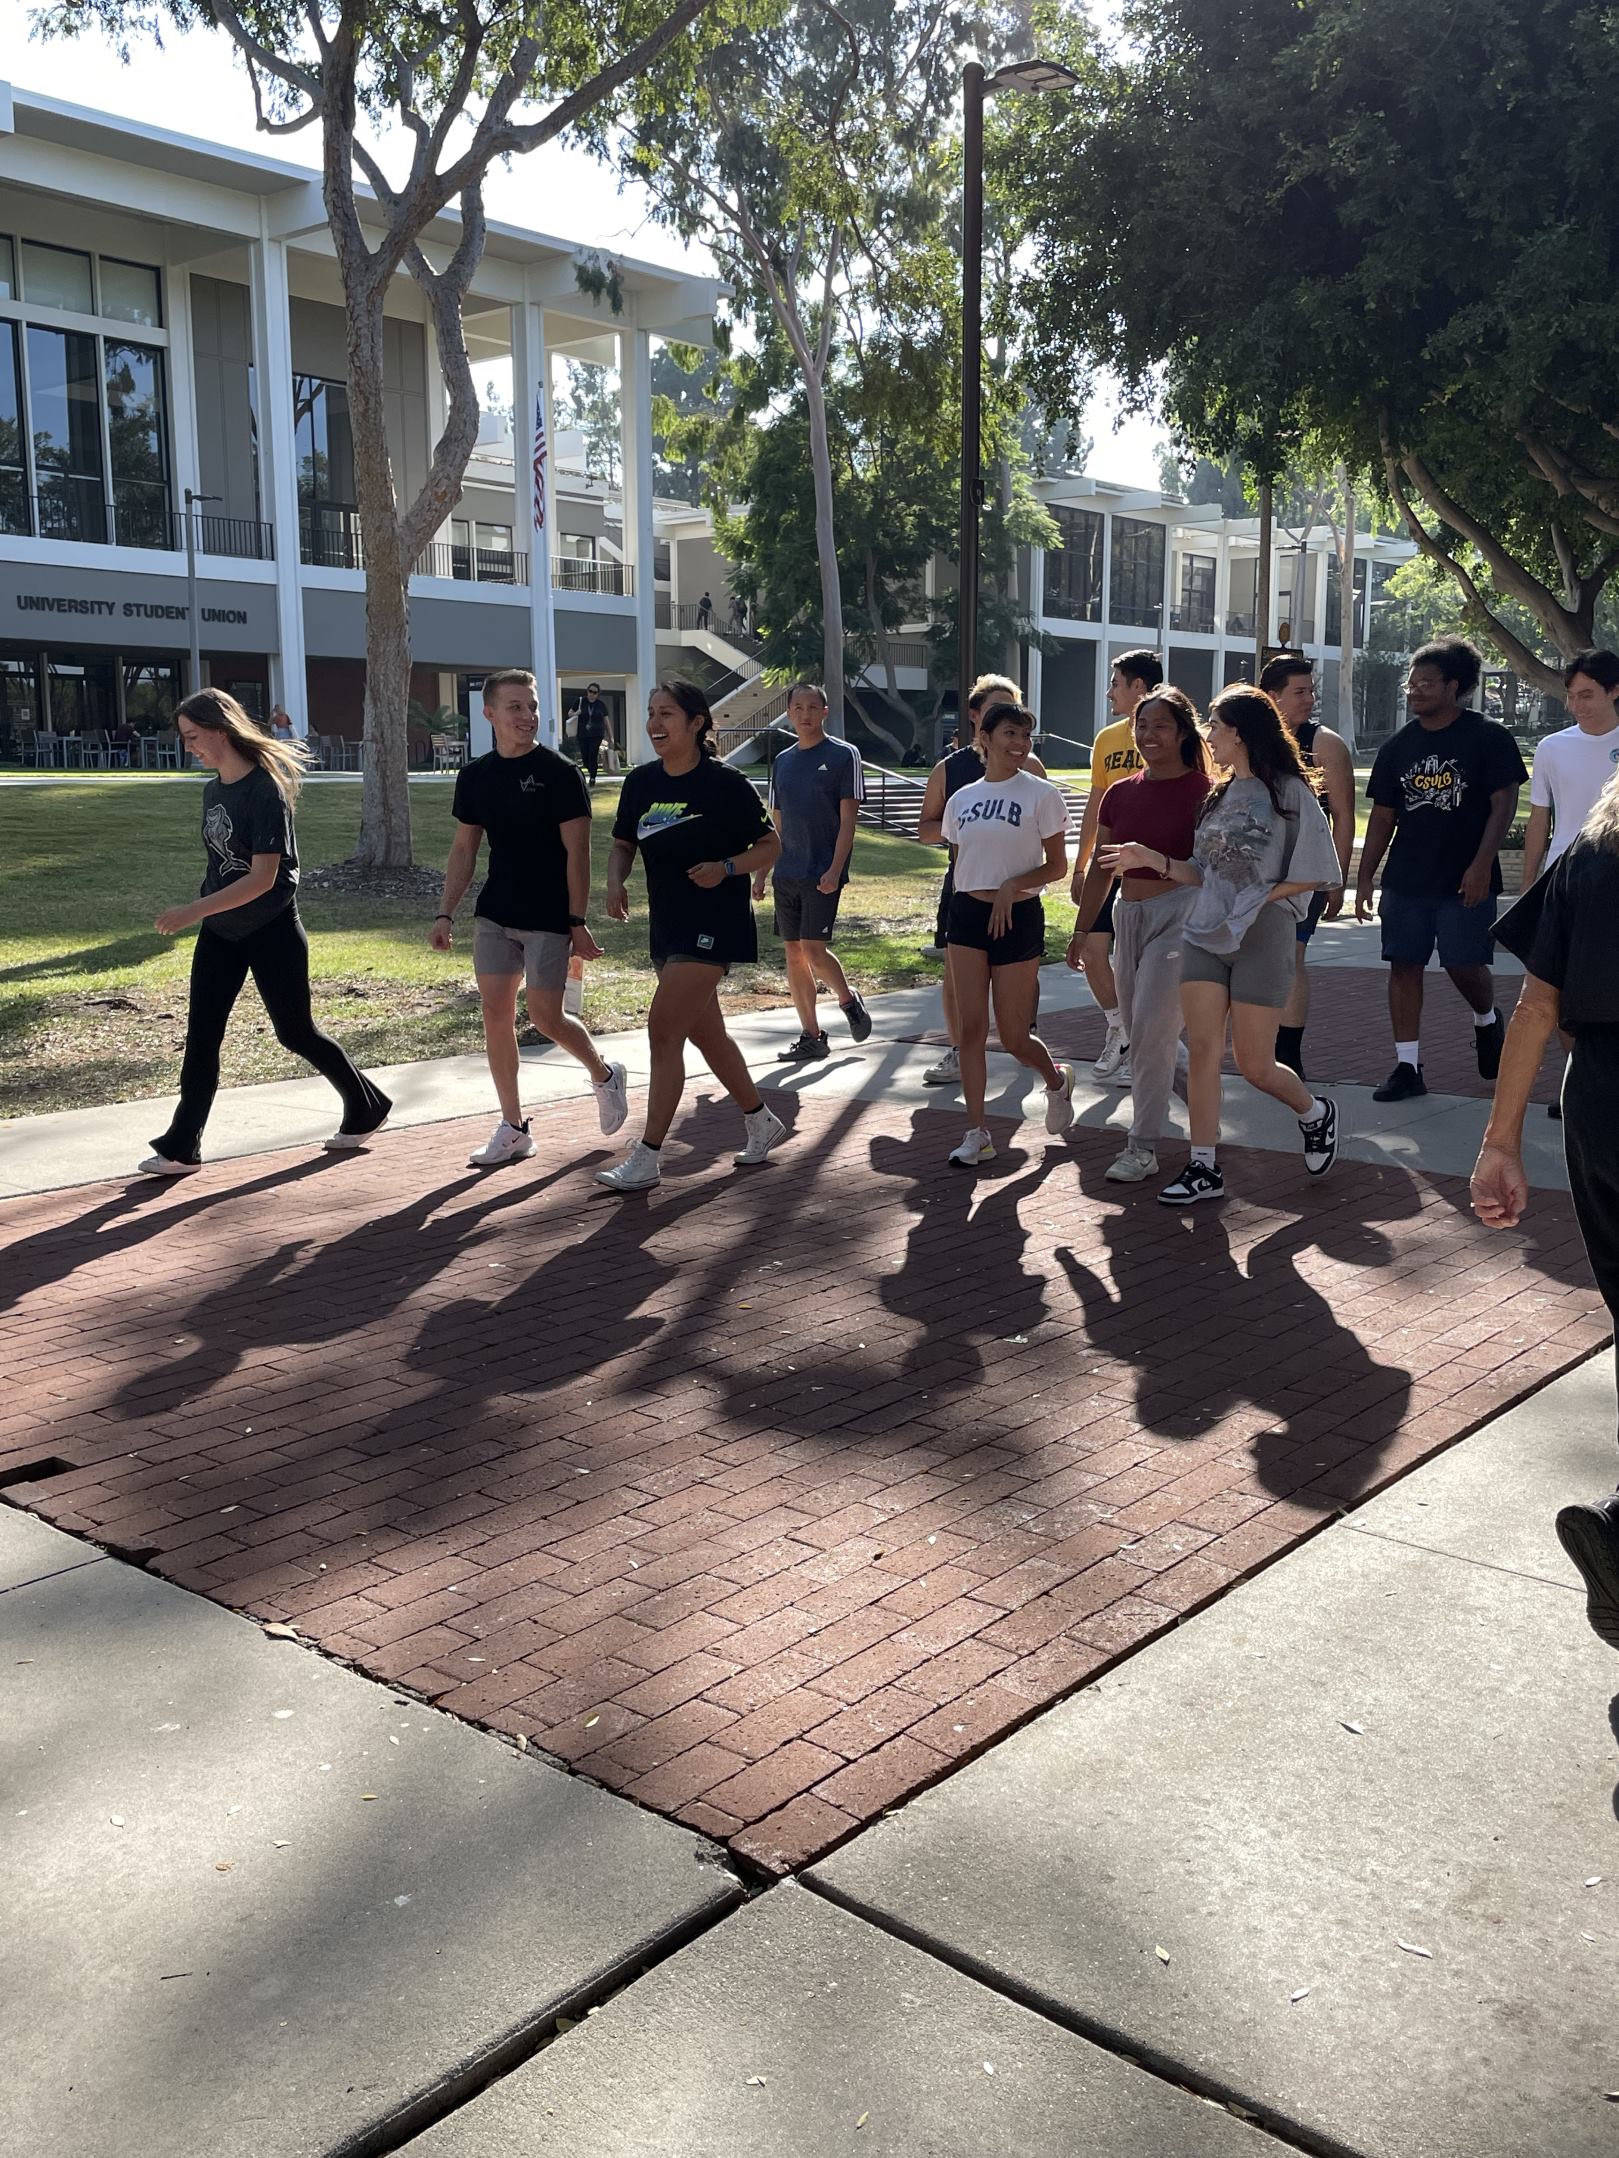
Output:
[1056, 1190, 1416, 1505]
[102, 1162, 586, 1421]
[691, 1107, 1066, 1446]
[0, 1154, 353, 1321]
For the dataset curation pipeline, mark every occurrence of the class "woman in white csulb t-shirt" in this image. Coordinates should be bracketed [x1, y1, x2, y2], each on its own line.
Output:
[938, 699, 1076, 1167]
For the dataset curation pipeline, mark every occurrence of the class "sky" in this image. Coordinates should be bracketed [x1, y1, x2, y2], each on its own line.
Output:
[0, 6, 1164, 487]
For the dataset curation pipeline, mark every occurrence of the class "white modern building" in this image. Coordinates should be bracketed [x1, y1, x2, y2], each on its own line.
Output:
[0, 80, 724, 760]
[1027, 474, 1417, 753]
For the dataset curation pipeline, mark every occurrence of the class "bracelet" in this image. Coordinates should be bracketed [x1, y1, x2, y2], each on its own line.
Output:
[567, 914, 587, 928]
[1159, 853, 1170, 877]
[434, 912, 453, 923]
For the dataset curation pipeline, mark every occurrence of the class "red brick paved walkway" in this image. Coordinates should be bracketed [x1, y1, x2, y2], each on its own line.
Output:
[0, 1088, 1604, 1872]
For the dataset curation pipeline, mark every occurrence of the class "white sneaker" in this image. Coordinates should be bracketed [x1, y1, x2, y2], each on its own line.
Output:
[595, 1140, 662, 1191]
[735, 1105, 788, 1165]
[593, 1061, 629, 1136]
[1045, 1063, 1077, 1135]
[1092, 1021, 1128, 1079]
[1104, 1143, 1159, 1184]
[1107, 1052, 1133, 1089]
[923, 1045, 960, 1086]
[468, 1119, 536, 1168]
[1174, 1039, 1190, 1078]
[137, 1152, 200, 1178]
[948, 1127, 996, 1167]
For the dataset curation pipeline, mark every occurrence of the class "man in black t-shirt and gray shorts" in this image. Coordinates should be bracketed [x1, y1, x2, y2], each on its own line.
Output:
[432, 668, 629, 1165]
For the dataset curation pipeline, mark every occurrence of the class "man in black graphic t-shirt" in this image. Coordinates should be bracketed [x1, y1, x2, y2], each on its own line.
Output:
[432, 668, 629, 1167]
[1356, 637, 1527, 1101]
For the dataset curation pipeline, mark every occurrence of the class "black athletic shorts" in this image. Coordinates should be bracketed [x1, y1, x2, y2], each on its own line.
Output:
[945, 892, 1046, 967]
[934, 864, 955, 950]
[1091, 881, 1116, 937]
[774, 876, 843, 943]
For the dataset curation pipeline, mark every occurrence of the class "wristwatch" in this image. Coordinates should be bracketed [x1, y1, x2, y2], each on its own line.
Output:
[567, 913, 587, 927]
[722, 858, 735, 878]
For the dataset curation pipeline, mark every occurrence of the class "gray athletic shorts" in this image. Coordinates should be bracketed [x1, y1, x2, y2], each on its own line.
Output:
[1180, 902, 1297, 1008]
[472, 916, 571, 994]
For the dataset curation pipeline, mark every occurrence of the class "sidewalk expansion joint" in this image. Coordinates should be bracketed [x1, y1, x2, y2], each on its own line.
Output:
[1342, 1520, 1583, 1597]
[332, 1884, 753, 2158]
[800, 1872, 1363, 2158]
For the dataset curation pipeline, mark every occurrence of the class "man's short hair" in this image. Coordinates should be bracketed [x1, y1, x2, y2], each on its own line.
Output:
[483, 668, 537, 703]
[1258, 652, 1314, 695]
[789, 679, 829, 706]
[967, 671, 1021, 713]
[1409, 636, 1483, 698]
[1112, 648, 1164, 692]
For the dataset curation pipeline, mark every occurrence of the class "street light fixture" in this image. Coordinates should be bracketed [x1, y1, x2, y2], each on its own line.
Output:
[959, 55, 1080, 731]
[183, 486, 222, 699]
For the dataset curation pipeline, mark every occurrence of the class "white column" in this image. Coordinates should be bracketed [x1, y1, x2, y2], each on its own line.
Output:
[619, 323, 658, 763]
[1026, 543, 1045, 721]
[514, 288, 559, 746]
[164, 263, 202, 538]
[1213, 529, 1232, 688]
[251, 218, 308, 735]
[1160, 518, 1175, 663]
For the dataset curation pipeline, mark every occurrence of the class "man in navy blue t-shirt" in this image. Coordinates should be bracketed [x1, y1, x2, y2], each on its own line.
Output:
[754, 681, 871, 1060]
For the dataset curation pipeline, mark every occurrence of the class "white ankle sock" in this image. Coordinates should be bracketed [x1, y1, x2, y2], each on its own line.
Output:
[1473, 1007, 1499, 1027]
[1190, 1145, 1217, 1169]
[1395, 1039, 1419, 1066]
[1300, 1096, 1329, 1126]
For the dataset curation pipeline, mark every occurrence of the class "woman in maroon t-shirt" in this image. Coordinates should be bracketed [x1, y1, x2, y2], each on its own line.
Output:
[1069, 689, 1211, 1182]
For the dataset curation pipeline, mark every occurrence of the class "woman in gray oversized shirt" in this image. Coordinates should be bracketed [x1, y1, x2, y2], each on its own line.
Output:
[1107, 686, 1343, 1206]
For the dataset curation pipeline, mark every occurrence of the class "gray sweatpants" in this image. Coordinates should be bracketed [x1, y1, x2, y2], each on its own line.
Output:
[1113, 887, 1195, 1150]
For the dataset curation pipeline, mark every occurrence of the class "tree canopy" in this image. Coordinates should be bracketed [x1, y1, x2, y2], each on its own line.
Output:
[1011, 0, 1619, 692]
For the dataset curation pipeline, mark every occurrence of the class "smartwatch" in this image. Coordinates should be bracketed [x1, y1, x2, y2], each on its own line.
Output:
[567, 913, 587, 927]
[722, 858, 735, 878]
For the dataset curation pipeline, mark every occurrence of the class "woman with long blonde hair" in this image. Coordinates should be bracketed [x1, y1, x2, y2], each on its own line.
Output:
[140, 691, 390, 1175]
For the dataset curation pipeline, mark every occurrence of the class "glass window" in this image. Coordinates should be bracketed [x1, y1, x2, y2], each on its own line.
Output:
[474, 522, 514, 584]
[22, 242, 95, 315]
[0, 322, 25, 537]
[105, 340, 171, 550]
[294, 374, 358, 565]
[1326, 556, 1368, 646]
[0, 237, 14, 301]
[1109, 516, 1165, 629]
[100, 259, 163, 329]
[1044, 506, 1104, 622]
[122, 655, 183, 729]
[1175, 553, 1216, 633]
[28, 325, 105, 542]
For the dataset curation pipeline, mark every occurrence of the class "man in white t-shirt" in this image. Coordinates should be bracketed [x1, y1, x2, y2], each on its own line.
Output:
[1522, 649, 1619, 885]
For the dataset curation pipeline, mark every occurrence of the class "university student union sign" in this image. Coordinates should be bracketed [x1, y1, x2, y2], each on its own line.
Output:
[0, 566, 277, 651]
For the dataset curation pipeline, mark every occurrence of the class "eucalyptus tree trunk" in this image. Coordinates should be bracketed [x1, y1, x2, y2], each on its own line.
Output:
[802, 364, 846, 735]
[345, 289, 415, 866]
[1336, 465, 1357, 749]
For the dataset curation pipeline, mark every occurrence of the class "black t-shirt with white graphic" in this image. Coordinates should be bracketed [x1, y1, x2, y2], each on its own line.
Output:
[1367, 711, 1528, 898]
[198, 764, 298, 941]
[452, 743, 590, 932]
[613, 754, 771, 964]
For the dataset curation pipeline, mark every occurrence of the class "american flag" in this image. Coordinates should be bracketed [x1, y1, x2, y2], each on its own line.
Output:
[532, 393, 548, 532]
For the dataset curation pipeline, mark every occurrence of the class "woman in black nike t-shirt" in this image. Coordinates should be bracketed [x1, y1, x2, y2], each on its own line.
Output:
[598, 679, 786, 1191]
[140, 690, 390, 1175]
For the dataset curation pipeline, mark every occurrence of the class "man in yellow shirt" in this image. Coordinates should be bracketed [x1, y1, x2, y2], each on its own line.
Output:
[1067, 648, 1162, 1081]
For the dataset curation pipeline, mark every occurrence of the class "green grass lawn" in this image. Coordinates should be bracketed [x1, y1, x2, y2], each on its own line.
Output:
[2, 777, 1058, 1118]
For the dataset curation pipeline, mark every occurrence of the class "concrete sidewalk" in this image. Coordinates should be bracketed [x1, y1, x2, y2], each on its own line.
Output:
[395, 1354, 1619, 2158]
[1, 1504, 741, 2158]
[0, 929, 1566, 1200]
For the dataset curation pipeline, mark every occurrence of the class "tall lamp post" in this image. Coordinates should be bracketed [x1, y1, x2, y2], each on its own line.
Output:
[959, 56, 1078, 731]
[183, 487, 221, 699]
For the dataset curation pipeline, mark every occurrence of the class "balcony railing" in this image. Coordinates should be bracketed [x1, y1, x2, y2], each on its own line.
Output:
[1170, 602, 1217, 634]
[0, 477, 272, 560]
[300, 510, 526, 583]
[552, 556, 634, 597]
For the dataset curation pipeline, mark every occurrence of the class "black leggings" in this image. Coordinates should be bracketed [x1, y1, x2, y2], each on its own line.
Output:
[154, 906, 384, 1159]
[1562, 1025, 1619, 1465]
[578, 727, 605, 784]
